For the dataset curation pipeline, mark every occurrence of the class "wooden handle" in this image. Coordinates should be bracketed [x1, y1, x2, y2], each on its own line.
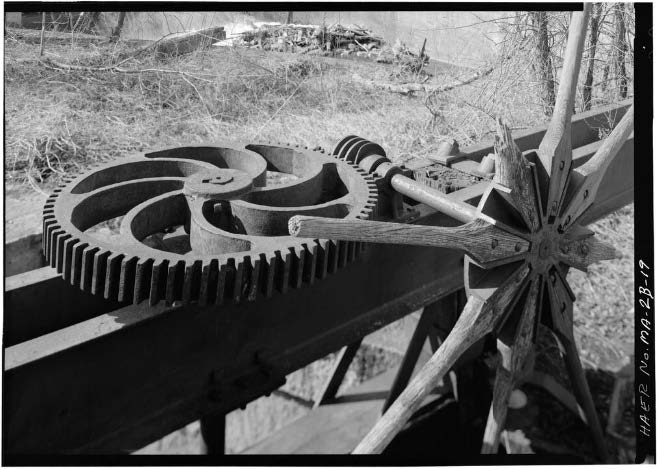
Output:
[538, 5, 591, 218]
[560, 104, 634, 230]
[288, 216, 529, 266]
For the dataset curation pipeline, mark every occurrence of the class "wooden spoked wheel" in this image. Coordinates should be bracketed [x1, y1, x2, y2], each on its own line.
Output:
[290, 5, 633, 460]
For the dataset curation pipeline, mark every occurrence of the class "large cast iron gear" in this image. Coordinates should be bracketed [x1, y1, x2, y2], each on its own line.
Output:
[42, 142, 379, 306]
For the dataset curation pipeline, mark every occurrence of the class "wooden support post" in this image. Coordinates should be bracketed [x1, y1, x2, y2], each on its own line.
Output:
[314, 339, 363, 407]
[200, 413, 226, 454]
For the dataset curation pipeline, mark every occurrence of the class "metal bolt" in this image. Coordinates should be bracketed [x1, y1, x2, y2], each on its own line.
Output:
[564, 215, 571, 226]
[491, 239, 499, 249]
[583, 189, 589, 199]
[561, 243, 570, 254]
[559, 161, 565, 170]
[550, 274, 556, 285]
[514, 243, 522, 252]
[579, 243, 590, 256]
[551, 201, 558, 213]
[561, 303, 566, 313]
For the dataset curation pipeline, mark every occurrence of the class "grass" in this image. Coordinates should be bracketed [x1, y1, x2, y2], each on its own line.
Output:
[4, 31, 635, 458]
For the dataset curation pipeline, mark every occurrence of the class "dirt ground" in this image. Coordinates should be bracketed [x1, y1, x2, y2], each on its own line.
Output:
[3, 27, 635, 459]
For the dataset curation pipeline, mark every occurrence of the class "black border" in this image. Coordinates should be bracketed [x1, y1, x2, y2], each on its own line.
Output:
[634, 1, 655, 464]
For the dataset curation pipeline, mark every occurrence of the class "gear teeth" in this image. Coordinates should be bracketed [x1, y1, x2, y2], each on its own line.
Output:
[91, 251, 110, 296]
[290, 248, 305, 289]
[316, 240, 330, 280]
[43, 216, 56, 259]
[133, 258, 154, 304]
[55, 233, 72, 273]
[337, 240, 348, 268]
[70, 242, 88, 287]
[61, 237, 78, 281]
[182, 260, 202, 304]
[275, 250, 291, 294]
[347, 241, 356, 263]
[302, 243, 317, 286]
[80, 246, 99, 290]
[327, 240, 339, 274]
[233, 257, 247, 303]
[215, 262, 229, 306]
[198, 259, 218, 306]
[148, 260, 165, 306]
[165, 260, 185, 305]
[262, 254, 276, 298]
[48, 227, 63, 266]
[104, 253, 124, 300]
[118, 256, 138, 303]
[246, 255, 261, 301]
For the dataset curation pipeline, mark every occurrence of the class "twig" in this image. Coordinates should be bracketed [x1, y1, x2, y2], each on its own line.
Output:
[39, 12, 46, 56]
[39, 57, 215, 83]
[251, 79, 306, 139]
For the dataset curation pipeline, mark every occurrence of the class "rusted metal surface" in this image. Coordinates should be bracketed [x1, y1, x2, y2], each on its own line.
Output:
[42, 143, 379, 306]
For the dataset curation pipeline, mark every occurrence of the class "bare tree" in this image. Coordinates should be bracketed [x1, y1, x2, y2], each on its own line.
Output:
[613, 3, 628, 99]
[110, 12, 127, 42]
[530, 11, 555, 116]
[582, 3, 602, 110]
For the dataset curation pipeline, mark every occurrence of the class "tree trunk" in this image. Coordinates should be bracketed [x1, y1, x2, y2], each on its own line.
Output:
[286, 11, 294, 24]
[613, 3, 628, 99]
[530, 11, 555, 116]
[110, 12, 127, 42]
[582, 3, 602, 110]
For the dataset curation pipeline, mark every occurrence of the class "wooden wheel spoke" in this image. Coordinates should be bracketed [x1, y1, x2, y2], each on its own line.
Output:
[493, 118, 542, 233]
[546, 267, 575, 341]
[537, 5, 591, 220]
[353, 264, 530, 454]
[557, 236, 621, 272]
[558, 326, 610, 461]
[289, 216, 529, 267]
[482, 276, 541, 453]
[559, 104, 634, 231]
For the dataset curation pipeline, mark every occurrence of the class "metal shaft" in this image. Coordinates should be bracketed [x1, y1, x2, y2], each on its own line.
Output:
[390, 173, 477, 224]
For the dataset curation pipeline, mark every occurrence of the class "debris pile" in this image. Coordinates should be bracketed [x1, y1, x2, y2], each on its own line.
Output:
[222, 23, 429, 66]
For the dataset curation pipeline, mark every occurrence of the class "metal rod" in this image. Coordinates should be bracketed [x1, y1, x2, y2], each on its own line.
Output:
[390, 174, 477, 224]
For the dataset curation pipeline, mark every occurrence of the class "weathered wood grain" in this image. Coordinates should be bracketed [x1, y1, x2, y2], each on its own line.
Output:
[352, 263, 530, 454]
[558, 236, 620, 272]
[537, 5, 591, 219]
[493, 118, 541, 233]
[289, 216, 529, 267]
[560, 104, 634, 231]
[481, 276, 540, 453]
